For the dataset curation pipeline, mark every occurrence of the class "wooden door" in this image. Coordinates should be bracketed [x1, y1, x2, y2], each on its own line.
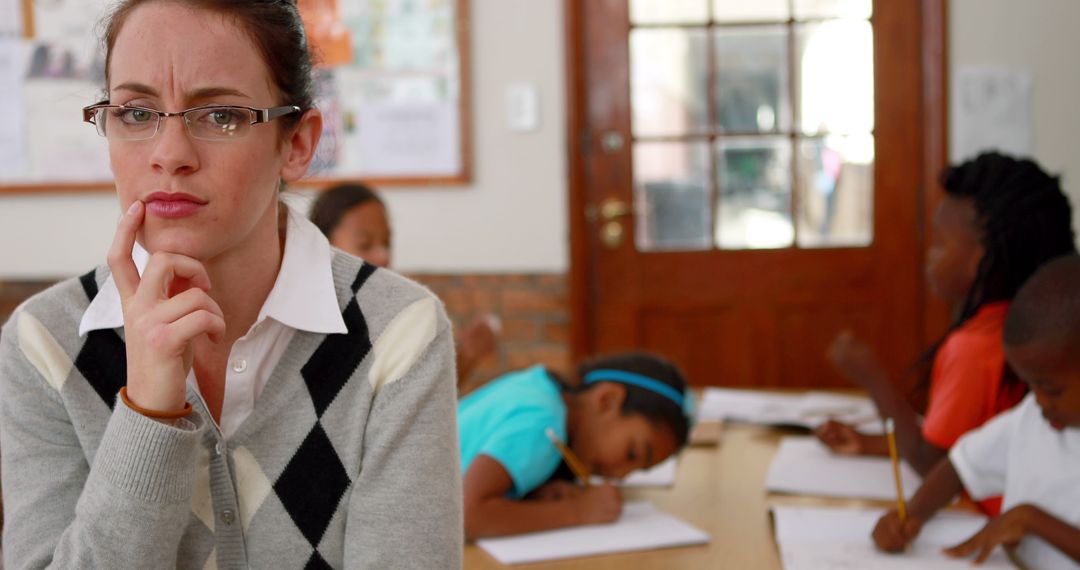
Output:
[566, 0, 948, 388]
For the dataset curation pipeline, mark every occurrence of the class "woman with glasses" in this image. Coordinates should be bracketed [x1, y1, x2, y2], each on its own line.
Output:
[0, 1, 462, 568]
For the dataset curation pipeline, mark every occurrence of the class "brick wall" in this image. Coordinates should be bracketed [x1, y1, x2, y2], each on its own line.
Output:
[0, 274, 572, 387]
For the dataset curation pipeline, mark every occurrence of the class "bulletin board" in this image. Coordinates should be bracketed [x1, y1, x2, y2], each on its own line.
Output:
[0, 0, 471, 194]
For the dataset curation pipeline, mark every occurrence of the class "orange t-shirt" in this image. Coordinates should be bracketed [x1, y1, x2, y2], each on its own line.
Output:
[921, 301, 1027, 516]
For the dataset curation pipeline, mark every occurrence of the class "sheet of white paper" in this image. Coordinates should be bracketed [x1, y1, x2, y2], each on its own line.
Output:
[0, 0, 20, 36]
[352, 101, 460, 177]
[697, 388, 880, 431]
[766, 437, 921, 501]
[952, 66, 1033, 161]
[592, 456, 677, 488]
[476, 501, 709, 565]
[773, 505, 1013, 569]
[0, 39, 25, 175]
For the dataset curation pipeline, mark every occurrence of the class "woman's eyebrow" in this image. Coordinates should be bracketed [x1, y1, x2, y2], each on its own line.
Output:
[111, 83, 251, 102]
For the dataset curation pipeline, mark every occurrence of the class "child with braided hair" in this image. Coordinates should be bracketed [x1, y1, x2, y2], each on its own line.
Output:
[816, 152, 1076, 516]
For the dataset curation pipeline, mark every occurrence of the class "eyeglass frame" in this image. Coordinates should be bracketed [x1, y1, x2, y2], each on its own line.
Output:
[81, 101, 302, 141]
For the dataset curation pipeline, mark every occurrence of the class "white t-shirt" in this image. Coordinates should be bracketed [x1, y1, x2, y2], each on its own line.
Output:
[950, 393, 1080, 569]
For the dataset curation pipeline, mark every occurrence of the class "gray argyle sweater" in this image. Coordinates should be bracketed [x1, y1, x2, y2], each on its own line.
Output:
[0, 252, 462, 569]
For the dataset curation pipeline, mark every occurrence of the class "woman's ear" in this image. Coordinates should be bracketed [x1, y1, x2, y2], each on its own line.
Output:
[280, 108, 323, 183]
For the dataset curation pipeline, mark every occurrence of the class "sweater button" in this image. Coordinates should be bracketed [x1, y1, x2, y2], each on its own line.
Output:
[222, 509, 235, 526]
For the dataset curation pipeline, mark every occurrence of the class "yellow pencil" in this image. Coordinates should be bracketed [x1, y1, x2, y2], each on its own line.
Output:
[546, 428, 591, 488]
[885, 418, 907, 523]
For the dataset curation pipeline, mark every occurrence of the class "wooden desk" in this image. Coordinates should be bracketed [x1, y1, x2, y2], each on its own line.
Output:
[464, 423, 909, 569]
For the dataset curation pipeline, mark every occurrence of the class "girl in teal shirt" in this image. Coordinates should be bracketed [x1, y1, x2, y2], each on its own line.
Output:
[458, 352, 690, 539]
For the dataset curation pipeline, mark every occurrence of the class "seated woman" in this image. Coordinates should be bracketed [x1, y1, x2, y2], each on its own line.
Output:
[0, 2, 460, 567]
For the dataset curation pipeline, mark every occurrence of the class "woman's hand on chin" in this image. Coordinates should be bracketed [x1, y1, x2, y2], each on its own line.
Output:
[109, 200, 226, 414]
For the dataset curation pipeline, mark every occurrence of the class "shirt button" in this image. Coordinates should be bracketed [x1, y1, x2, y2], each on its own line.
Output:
[231, 359, 248, 373]
[222, 509, 235, 526]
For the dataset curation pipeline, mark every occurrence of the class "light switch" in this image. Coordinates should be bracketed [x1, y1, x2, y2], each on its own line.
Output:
[505, 83, 540, 132]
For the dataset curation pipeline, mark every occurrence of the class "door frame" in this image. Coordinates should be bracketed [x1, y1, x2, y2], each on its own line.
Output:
[564, 0, 951, 366]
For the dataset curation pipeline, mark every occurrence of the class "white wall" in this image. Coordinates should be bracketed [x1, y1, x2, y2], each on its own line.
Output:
[951, 0, 1080, 242]
[0, 0, 567, 280]
[6, 1, 1080, 280]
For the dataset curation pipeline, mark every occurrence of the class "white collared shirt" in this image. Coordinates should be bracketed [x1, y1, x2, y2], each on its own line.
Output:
[80, 206, 348, 439]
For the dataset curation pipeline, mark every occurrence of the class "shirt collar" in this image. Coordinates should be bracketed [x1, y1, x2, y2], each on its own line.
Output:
[79, 205, 348, 337]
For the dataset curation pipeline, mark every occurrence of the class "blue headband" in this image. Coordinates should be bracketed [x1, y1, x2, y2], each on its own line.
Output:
[583, 369, 685, 409]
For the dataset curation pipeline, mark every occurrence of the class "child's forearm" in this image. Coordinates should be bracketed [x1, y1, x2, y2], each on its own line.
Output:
[464, 495, 581, 540]
[908, 457, 964, 522]
[1020, 505, 1080, 564]
[861, 375, 946, 474]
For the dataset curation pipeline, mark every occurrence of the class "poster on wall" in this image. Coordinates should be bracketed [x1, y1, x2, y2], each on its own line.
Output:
[0, 0, 470, 190]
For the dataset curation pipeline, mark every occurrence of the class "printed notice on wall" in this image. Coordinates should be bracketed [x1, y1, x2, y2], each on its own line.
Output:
[952, 66, 1033, 161]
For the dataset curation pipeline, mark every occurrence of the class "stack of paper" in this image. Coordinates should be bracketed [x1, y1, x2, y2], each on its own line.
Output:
[476, 501, 709, 564]
[772, 505, 1013, 569]
[766, 437, 922, 501]
[697, 389, 881, 432]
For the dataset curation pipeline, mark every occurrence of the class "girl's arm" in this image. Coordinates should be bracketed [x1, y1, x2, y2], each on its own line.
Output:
[944, 504, 1080, 564]
[828, 333, 947, 474]
[463, 455, 621, 540]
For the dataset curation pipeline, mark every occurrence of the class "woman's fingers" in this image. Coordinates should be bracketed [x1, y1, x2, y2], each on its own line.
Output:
[148, 287, 226, 343]
[139, 251, 213, 302]
[107, 201, 145, 299]
[158, 310, 227, 351]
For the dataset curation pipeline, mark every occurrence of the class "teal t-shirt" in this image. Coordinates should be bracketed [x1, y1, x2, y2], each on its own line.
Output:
[457, 365, 567, 498]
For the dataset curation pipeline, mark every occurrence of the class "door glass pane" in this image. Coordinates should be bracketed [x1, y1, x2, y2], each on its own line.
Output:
[714, 27, 790, 134]
[630, 0, 709, 25]
[631, 29, 709, 137]
[796, 134, 874, 247]
[794, 0, 872, 19]
[715, 137, 794, 249]
[796, 20, 874, 135]
[634, 142, 713, 251]
[712, 0, 789, 23]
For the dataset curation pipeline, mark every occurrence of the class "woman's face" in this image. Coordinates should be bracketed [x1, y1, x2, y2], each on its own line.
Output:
[328, 201, 392, 268]
[926, 195, 984, 303]
[107, 2, 316, 261]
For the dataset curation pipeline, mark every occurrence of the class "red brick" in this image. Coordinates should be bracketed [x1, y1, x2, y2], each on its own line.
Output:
[542, 322, 570, 344]
[500, 289, 566, 316]
[500, 317, 540, 343]
[506, 345, 571, 377]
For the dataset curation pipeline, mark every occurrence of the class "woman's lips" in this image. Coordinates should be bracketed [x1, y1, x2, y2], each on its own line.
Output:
[143, 192, 207, 219]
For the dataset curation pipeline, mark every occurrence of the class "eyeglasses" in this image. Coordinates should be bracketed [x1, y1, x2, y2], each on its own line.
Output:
[81, 101, 301, 141]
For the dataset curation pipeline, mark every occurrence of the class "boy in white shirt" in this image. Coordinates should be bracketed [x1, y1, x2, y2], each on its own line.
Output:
[872, 254, 1080, 568]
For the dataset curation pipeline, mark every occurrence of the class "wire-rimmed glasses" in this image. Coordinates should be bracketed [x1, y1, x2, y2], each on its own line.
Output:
[81, 102, 301, 141]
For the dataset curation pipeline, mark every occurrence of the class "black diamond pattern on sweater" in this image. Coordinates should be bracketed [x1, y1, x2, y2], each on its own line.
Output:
[273, 424, 351, 548]
[304, 550, 334, 570]
[74, 269, 126, 409]
[299, 264, 375, 417]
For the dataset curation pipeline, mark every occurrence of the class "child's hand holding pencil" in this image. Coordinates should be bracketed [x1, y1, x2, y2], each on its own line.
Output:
[545, 427, 623, 525]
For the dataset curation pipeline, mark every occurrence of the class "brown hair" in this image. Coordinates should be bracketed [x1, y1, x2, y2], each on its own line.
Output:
[101, 0, 315, 133]
[310, 183, 385, 238]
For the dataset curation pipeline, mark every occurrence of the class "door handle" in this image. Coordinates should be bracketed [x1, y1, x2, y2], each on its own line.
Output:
[600, 198, 631, 221]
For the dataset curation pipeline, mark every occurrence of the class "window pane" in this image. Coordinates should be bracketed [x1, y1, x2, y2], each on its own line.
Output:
[634, 142, 713, 251]
[712, 0, 789, 23]
[631, 29, 710, 137]
[796, 20, 874, 135]
[630, 0, 709, 25]
[714, 26, 790, 134]
[794, 0, 872, 19]
[715, 137, 793, 249]
[796, 134, 874, 248]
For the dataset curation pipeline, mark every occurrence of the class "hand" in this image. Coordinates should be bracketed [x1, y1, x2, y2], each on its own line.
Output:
[872, 509, 923, 552]
[827, 331, 885, 388]
[109, 201, 225, 414]
[574, 483, 622, 525]
[815, 420, 865, 455]
[944, 505, 1033, 564]
[528, 480, 584, 502]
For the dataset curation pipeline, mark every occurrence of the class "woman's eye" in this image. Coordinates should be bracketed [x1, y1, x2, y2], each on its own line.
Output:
[208, 109, 240, 126]
[628, 448, 637, 462]
[120, 108, 155, 124]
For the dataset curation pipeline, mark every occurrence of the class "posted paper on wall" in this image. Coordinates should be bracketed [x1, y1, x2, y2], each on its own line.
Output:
[952, 66, 1033, 161]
